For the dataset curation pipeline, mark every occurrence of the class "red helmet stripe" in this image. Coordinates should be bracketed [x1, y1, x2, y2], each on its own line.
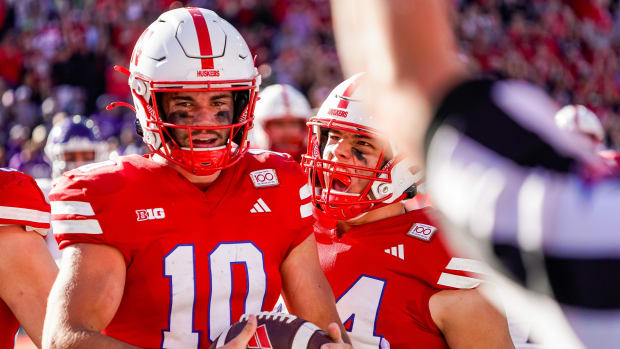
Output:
[337, 74, 363, 109]
[188, 8, 215, 69]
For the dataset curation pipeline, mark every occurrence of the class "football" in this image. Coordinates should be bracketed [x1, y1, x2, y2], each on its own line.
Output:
[209, 311, 334, 349]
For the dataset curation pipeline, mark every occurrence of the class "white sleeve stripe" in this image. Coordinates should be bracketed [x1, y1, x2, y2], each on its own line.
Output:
[299, 202, 313, 218]
[52, 219, 103, 235]
[51, 201, 95, 216]
[299, 183, 312, 200]
[437, 272, 481, 289]
[445, 257, 491, 275]
[0, 206, 50, 224]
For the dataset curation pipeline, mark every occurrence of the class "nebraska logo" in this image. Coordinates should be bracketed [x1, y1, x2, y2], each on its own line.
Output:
[196, 70, 221, 77]
[136, 208, 165, 222]
[248, 324, 273, 349]
[406, 223, 437, 242]
[249, 169, 279, 188]
[327, 108, 348, 118]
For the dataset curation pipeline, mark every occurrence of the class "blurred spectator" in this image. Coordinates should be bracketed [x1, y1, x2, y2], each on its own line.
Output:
[0, 31, 23, 86]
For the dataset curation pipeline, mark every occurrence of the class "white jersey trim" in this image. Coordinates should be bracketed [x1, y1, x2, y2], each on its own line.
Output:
[299, 183, 312, 200]
[52, 219, 103, 235]
[51, 201, 95, 216]
[0, 205, 50, 224]
[437, 272, 481, 289]
[299, 202, 313, 218]
[445, 257, 491, 275]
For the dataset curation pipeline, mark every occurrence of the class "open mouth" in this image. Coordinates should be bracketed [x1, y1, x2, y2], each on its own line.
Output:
[331, 174, 352, 192]
[191, 136, 221, 148]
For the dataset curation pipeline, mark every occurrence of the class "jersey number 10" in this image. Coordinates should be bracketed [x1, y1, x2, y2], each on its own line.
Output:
[162, 242, 266, 348]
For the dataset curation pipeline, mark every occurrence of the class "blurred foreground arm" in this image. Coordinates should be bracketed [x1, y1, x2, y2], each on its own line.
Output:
[330, 0, 468, 165]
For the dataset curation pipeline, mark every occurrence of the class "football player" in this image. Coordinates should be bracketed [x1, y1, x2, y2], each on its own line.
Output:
[330, 1, 620, 347]
[304, 74, 514, 348]
[43, 8, 346, 349]
[38, 115, 108, 261]
[0, 168, 58, 347]
[44, 115, 109, 180]
[251, 84, 311, 161]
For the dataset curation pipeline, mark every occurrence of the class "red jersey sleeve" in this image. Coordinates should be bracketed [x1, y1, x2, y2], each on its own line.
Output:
[0, 168, 50, 235]
[49, 172, 108, 247]
[49, 161, 134, 263]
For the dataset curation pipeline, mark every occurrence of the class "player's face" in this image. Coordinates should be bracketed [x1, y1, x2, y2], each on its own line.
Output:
[265, 118, 306, 152]
[63, 150, 96, 163]
[62, 150, 96, 171]
[161, 91, 234, 148]
[322, 128, 385, 194]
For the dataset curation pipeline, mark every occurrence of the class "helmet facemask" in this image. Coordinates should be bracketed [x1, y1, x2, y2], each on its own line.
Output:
[302, 118, 401, 221]
[131, 76, 259, 176]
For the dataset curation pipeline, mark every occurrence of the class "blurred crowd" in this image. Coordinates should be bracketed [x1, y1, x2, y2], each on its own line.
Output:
[0, 0, 619, 179]
[456, 0, 620, 145]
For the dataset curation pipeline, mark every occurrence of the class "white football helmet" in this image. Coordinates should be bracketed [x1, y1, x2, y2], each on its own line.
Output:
[251, 84, 311, 159]
[555, 104, 604, 143]
[301, 73, 418, 220]
[44, 115, 108, 178]
[113, 7, 260, 175]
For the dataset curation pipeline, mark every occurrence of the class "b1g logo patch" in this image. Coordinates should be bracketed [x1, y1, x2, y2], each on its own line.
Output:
[407, 223, 437, 242]
[136, 208, 165, 222]
[250, 169, 279, 188]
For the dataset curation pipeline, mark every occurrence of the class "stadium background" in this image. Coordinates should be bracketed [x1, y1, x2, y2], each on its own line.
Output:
[2, 0, 618, 347]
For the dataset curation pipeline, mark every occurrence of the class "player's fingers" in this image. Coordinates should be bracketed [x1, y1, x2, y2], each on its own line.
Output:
[226, 315, 257, 348]
[326, 322, 344, 343]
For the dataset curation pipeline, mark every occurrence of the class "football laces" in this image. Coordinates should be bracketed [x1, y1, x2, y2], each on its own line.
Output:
[240, 311, 297, 324]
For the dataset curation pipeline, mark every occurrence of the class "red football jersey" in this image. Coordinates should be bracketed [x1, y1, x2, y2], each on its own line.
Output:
[50, 152, 313, 348]
[0, 168, 50, 349]
[316, 208, 485, 349]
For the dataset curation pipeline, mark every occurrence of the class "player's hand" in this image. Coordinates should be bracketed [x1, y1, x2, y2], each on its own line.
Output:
[321, 322, 353, 349]
[221, 314, 258, 349]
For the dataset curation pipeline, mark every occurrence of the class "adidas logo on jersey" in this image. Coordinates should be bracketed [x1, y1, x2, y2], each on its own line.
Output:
[250, 198, 271, 213]
[384, 244, 405, 260]
[136, 208, 165, 221]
